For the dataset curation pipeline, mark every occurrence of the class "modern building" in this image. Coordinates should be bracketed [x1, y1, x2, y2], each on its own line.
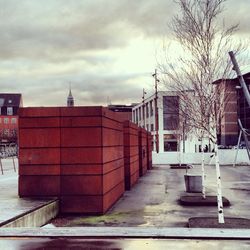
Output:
[214, 72, 250, 146]
[132, 91, 199, 153]
[0, 93, 23, 144]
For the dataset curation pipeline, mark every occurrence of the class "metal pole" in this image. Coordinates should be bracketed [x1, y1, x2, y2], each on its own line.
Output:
[229, 51, 250, 107]
[142, 88, 146, 128]
[233, 130, 242, 167]
[238, 119, 250, 161]
[153, 69, 159, 153]
[12, 156, 16, 172]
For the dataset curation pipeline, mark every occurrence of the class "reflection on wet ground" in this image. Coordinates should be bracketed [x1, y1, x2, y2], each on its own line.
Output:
[1, 238, 250, 250]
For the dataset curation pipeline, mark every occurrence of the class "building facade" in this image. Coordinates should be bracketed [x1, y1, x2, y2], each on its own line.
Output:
[132, 91, 199, 153]
[0, 93, 23, 144]
[214, 72, 250, 146]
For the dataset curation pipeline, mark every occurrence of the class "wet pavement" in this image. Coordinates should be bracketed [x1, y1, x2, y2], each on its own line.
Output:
[0, 238, 250, 250]
[1, 160, 250, 248]
[50, 164, 250, 227]
[0, 158, 56, 226]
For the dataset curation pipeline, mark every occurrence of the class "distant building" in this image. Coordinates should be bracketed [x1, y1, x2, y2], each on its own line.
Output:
[132, 91, 200, 153]
[108, 104, 137, 121]
[67, 87, 74, 107]
[0, 93, 23, 144]
[214, 72, 250, 146]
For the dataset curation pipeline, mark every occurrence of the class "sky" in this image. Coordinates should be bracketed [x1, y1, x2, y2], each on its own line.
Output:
[0, 0, 249, 107]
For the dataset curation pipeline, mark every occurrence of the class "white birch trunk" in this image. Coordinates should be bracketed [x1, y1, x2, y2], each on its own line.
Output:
[179, 149, 182, 166]
[214, 142, 225, 223]
[201, 138, 206, 199]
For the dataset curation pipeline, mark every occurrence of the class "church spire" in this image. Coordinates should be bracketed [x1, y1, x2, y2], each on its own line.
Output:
[67, 83, 74, 107]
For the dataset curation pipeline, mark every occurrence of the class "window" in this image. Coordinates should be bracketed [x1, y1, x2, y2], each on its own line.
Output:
[11, 118, 17, 124]
[138, 107, 141, 121]
[164, 134, 178, 151]
[4, 118, 9, 124]
[150, 101, 153, 116]
[146, 124, 149, 131]
[163, 96, 179, 130]
[151, 124, 154, 131]
[136, 109, 138, 123]
[7, 107, 13, 116]
[146, 103, 149, 118]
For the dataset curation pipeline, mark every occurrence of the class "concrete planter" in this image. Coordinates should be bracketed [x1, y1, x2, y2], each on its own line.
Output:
[184, 174, 202, 193]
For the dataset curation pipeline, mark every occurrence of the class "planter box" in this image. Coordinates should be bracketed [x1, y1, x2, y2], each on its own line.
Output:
[184, 174, 202, 193]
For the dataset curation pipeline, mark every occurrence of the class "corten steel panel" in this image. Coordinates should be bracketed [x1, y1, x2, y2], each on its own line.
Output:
[113, 112, 132, 122]
[124, 146, 139, 158]
[124, 154, 139, 164]
[124, 162, 139, 190]
[61, 117, 102, 127]
[61, 147, 102, 164]
[103, 181, 124, 213]
[61, 164, 103, 175]
[102, 128, 123, 146]
[61, 159, 124, 176]
[19, 164, 60, 176]
[103, 166, 124, 193]
[19, 148, 60, 165]
[18, 107, 60, 117]
[102, 117, 123, 130]
[123, 121, 140, 190]
[102, 146, 124, 163]
[102, 108, 123, 123]
[61, 127, 102, 147]
[19, 176, 60, 197]
[130, 159, 139, 175]
[102, 158, 124, 175]
[60, 106, 104, 117]
[130, 134, 139, 146]
[61, 175, 102, 195]
[19, 117, 60, 128]
[130, 171, 139, 187]
[19, 128, 60, 148]
[147, 132, 153, 170]
[139, 128, 148, 176]
[60, 196, 103, 214]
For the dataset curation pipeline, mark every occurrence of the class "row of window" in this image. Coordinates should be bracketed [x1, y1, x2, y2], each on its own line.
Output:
[0, 107, 14, 116]
[133, 100, 155, 123]
[0, 117, 17, 124]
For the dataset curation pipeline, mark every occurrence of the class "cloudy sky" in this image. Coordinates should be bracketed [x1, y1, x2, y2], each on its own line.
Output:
[0, 0, 249, 107]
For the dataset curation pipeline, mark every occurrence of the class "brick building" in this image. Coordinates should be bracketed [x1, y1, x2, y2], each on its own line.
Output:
[0, 93, 23, 144]
[214, 72, 250, 146]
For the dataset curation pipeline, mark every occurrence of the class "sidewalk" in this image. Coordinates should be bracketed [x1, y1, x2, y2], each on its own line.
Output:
[0, 158, 57, 227]
[50, 164, 250, 227]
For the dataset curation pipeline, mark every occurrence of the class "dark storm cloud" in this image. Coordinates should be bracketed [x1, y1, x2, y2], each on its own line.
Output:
[0, 0, 249, 107]
[0, 0, 175, 61]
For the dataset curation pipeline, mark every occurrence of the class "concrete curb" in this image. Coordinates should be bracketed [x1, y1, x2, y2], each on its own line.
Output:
[0, 227, 250, 239]
[0, 199, 59, 228]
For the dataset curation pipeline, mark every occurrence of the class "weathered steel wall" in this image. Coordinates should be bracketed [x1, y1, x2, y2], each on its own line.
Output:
[123, 120, 139, 190]
[19, 107, 124, 214]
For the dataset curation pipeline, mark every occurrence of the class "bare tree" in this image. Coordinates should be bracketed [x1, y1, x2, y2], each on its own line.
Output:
[159, 0, 244, 223]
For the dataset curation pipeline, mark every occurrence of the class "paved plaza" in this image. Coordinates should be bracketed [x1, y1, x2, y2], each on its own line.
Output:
[50, 164, 250, 227]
